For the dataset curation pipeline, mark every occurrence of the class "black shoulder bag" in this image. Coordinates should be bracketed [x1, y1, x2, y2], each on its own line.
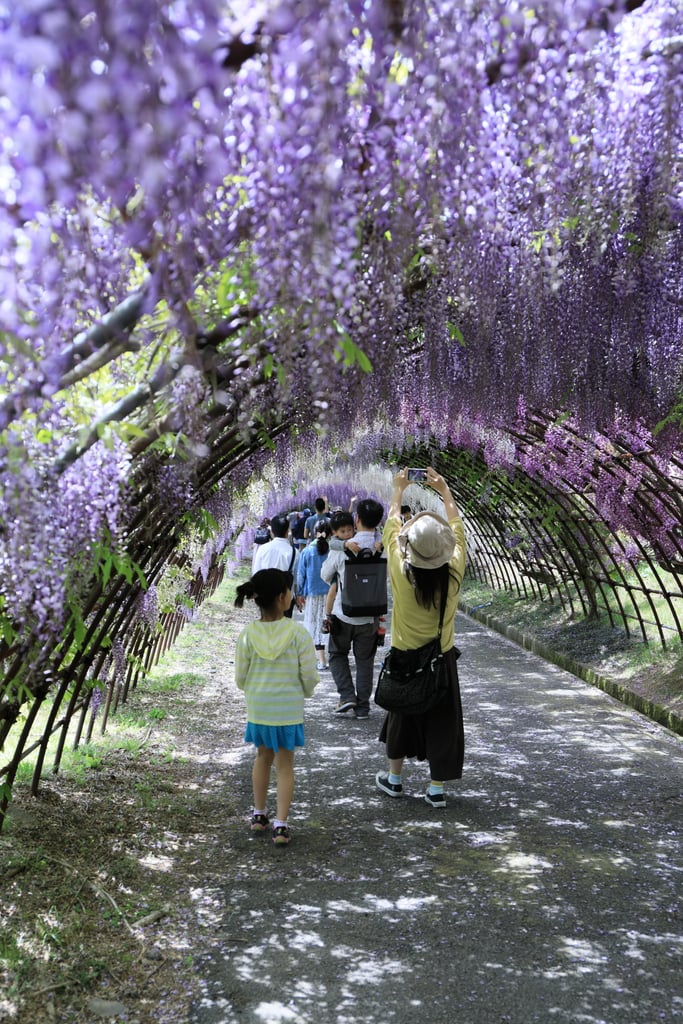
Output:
[284, 546, 297, 618]
[374, 585, 455, 716]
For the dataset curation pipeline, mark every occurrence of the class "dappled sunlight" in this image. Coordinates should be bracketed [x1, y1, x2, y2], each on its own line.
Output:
[138, 852, 175, 872]
[283, 930, 325, 952]
[579, 851, 638, 871]
[188, 603, 682, 1023]
[336, 955, 405, 985]
[215, 750, 246, 767]
[189, 888, 224, 930]
[326, 895, 438, 916]
[458, 787, 489, 801]
[559, 937, 610, 968]
[543, 818, 590, 829]
[620, 928, 683, 961]
[466, 830, 518, 846]
[495, 852, 554, 875]
[254, 1001, 302, 1021]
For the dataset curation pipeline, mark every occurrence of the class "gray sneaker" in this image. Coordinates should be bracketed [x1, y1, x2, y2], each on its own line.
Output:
[335, 698, 356, 714]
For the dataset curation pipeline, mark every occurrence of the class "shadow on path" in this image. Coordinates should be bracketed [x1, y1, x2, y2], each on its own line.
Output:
[190, 613, 683, 1024]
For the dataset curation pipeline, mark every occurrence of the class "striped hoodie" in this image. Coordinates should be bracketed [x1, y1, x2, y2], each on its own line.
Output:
[235, 618, 319, 726]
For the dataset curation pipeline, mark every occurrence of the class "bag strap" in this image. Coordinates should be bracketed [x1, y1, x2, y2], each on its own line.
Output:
[288, 546, 296, 572]
[345, 549, 386, 563]
[436, 583, 448, 644]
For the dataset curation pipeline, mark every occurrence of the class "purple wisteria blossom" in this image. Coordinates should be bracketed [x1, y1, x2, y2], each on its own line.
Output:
[0, 0, 682, 735]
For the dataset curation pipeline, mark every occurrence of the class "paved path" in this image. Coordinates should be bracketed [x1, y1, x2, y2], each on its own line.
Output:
[190, 613, 683, 1024]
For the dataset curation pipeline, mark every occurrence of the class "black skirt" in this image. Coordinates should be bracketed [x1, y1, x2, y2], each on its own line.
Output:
[377, 646, 464, 781]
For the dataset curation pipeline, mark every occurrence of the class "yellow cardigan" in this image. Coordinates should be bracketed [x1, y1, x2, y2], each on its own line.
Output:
[382, 515, 466, 653]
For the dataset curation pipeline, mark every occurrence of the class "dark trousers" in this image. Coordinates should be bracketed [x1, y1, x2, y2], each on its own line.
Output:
[328, 618, 377, 712]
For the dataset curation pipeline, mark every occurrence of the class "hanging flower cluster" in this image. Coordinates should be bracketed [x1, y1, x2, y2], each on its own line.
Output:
[0, 0, 681, 647]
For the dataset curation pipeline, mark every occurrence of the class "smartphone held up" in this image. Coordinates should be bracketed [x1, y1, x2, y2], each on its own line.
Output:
[406, 468, 428, 483]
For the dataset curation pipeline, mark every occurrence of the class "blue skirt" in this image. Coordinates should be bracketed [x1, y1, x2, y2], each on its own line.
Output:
[244, 722, 305, 752]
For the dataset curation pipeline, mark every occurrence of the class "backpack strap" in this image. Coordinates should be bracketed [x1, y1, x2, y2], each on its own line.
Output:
[346, 547, 385, 563]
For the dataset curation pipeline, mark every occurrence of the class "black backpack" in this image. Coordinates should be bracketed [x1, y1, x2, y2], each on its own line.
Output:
[292, 516, 307, 541]
[340, 550, 388, 617]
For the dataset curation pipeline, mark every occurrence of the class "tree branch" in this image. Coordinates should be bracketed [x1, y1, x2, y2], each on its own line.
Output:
[65, 286, 149, 366]
[53, 355, 183, 473]
[52, 306, 261, 471]
[0, 286, 149, 430]
[59, 336, 141, 389]
[642, 35, 683, 59]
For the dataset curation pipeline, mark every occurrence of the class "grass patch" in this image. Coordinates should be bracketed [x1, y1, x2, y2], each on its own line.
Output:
[461, 576, 683, 717]
[145, 672, 202, 693]
[0, 572, 251, 1023]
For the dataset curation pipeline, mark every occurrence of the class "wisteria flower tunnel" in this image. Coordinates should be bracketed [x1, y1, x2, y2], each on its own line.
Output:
[1, 0, 682, 822]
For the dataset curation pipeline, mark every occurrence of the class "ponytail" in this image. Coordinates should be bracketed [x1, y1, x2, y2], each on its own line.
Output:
[314, 521, 331, 556]
[235, 568, 292, 611]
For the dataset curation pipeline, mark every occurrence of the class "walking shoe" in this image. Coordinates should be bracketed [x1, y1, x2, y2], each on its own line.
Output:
[375, 772, 403, 798]
[424, 790, 446, 809]
[355, 709, 370, 719]
[272, 825, 291, 845]
[250, 812, 269, 832]
[335, 698, 356, 713]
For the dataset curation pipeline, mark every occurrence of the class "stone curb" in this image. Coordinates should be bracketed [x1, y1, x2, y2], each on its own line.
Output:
[461, 603, 683, 737]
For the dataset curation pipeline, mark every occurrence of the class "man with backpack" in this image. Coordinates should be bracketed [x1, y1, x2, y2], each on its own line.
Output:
[320, 500, 385, 719]
[304, 497, 330, 542]
[291, 508, 309, 552]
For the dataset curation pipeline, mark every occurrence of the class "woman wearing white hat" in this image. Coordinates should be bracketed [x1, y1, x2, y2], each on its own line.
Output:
[376, 467, 467, 808]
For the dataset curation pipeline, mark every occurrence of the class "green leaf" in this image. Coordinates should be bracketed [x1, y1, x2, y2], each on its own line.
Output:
[407, 249, 424, 273]
[182, 507, 220, 542]
[332, 322, 374, 373]
[68, 608, 87, 647]
[0, 596, 17, 646]
[530, 230, 546, 254]
[446, 321, 465, 346]
[216, 269, 235, 312]
[115, 422, 148, 441]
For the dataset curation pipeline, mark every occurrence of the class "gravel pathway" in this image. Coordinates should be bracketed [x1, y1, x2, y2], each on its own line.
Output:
[188, 611, 683, 1024]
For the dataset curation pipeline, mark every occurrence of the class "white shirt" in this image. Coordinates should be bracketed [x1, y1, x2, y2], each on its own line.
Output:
[252, 537, 299, 585]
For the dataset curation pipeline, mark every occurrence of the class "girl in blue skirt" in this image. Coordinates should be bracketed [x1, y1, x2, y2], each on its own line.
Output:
[235, 568, 319, 844]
